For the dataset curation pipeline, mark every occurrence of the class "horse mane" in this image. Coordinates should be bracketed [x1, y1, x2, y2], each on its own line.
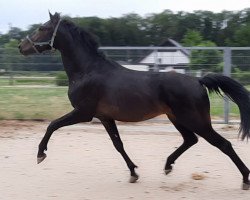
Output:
[62, 19, 104, 57]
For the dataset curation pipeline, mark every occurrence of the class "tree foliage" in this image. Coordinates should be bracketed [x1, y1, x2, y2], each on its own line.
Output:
[2, 9, 250, 47]
[182, 30, 222, 72]
[1, 9, 250, 72]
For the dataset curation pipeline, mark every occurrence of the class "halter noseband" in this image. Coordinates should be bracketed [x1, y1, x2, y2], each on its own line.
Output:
[26, 19, 61, 53]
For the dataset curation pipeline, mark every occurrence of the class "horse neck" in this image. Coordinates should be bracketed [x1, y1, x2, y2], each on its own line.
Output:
[59, 44, 97, 81]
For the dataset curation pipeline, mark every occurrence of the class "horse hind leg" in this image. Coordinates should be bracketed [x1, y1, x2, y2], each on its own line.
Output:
[197, 127, 250, 190]
[165, 118, 198, 175]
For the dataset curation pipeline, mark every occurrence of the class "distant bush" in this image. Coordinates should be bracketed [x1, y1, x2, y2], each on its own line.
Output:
[56, 72, 68, 86]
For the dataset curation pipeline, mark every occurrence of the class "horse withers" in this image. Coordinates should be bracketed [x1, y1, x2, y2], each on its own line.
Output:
[19, 12, 250, 189]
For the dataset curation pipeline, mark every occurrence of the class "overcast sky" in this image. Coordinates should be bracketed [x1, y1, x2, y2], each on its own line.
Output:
[1, 0, 250, 33]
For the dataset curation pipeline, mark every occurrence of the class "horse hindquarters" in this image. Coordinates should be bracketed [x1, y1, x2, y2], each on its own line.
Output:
[162, 76, 250, 189]
[160, 76, 212, 131]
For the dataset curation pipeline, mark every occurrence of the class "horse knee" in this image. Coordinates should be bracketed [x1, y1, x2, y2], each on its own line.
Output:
[47, 122, 58, 133]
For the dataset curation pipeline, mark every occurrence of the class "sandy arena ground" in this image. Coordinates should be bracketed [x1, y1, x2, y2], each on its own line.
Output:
[0, 119, 250, 200]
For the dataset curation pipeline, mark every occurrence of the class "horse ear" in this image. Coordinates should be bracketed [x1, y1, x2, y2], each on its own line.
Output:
[49, 10, 53, 20]
[54, 12, 61, 20]
[49, 11, 60, 22]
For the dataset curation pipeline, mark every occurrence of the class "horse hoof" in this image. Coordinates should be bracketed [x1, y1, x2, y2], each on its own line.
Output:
[242, 182, 250, 190]
[37, 153, 47, 164]
[129, 175, 139, 183]
[164, 168, 172, 175]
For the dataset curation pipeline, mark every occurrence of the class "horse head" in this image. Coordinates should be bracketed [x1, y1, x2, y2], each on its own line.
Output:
[19, 12, 61, 55]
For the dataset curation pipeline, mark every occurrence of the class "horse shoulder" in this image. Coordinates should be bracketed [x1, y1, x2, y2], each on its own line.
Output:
[68, 76, 104, 108]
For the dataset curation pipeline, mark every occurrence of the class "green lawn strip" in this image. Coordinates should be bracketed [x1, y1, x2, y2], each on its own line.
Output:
[0, 87, 71, 120]
[0, 86, 242, 120]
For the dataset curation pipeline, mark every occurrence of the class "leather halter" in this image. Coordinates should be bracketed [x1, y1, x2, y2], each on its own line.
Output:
[26, 19, 61, 53]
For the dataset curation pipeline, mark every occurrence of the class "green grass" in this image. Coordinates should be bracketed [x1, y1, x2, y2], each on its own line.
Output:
[0, 77, 56, 86]
[0, 86, 241, 120]
[208, 92, 239, 118]
[14, 78, 55, 85]
[0, 87, 71, 120]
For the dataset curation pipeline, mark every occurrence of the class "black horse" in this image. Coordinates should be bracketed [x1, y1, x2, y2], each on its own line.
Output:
[19, 12, 250, 189]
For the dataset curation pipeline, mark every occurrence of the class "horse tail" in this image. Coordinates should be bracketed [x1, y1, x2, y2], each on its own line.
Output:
[199, 73, 250, 140]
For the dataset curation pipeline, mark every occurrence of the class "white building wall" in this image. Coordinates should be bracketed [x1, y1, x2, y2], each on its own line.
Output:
[140, 50, 189, 65]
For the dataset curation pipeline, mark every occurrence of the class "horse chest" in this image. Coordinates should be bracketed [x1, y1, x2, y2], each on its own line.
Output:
[67, 85, 93, 108]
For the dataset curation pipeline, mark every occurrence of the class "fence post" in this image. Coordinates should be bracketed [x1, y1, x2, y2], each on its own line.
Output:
[9, 71, 14, 85]
[223, 47, 232, 124]
[153, 49, 159, 72]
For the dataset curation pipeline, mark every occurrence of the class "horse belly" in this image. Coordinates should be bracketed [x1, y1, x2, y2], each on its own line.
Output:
[96, 99, 171, 122]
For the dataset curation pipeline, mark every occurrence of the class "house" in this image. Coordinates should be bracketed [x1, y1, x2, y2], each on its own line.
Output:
[138, 38, 190, 73]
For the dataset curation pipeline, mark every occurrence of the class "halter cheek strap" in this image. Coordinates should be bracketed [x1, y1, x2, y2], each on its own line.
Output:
[26, 19, 61, 54]
[49, 19, 61, 48]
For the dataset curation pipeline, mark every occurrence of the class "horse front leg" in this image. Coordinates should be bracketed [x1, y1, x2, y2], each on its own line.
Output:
[100, 118, 139, 183]
[37, 108, 93, 164]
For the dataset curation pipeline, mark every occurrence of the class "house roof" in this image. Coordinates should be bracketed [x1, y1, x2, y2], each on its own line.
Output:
[160, 38, 190, 56]
[139, 38, 190, 66]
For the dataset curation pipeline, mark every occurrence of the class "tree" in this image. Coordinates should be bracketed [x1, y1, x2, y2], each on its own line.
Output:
[182, 30, 203, 46]
[143, 10, 178, 45]
[190, 41, 222, 72]
[182, 30, 222, 72]
[8, 27, 23, 40]
[1, 39, 22, 71]
[175, 12, 203, 41]
[232, 24, 250, 46]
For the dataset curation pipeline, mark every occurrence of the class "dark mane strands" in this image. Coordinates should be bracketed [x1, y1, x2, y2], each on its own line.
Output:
[62, 19, 104, 57]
